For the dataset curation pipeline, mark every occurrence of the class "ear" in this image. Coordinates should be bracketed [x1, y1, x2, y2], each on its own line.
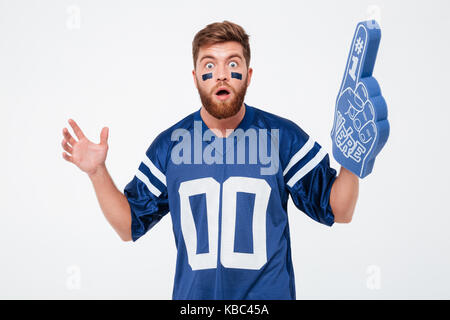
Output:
[246, 67, 253, 87]
[192, 69, 198, 90]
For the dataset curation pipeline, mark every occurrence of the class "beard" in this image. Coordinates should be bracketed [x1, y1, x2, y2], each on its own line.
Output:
[197, 74, 248, 120]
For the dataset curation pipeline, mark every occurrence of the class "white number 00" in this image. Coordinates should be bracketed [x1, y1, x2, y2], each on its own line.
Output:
[178, 177, 271, 271]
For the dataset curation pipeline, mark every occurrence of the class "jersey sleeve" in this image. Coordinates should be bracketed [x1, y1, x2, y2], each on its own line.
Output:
[124, 136, 170, 242]
[282, 125, 337, 226]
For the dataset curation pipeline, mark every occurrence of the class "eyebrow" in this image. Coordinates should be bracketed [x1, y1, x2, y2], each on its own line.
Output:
[199, 53, 243, 63]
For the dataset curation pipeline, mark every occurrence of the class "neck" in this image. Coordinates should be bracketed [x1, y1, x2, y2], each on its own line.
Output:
[200, 103, 246, 138]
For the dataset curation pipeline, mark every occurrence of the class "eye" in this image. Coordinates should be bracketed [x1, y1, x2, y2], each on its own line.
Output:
[229, 61, 238, 68]
[206, 62, 214, 69]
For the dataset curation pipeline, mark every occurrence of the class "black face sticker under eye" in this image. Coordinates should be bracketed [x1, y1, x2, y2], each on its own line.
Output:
[231, 72, 242, 80]
[202, 73, 213, 81]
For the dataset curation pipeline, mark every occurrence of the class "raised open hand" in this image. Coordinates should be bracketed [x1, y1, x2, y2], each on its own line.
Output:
[61, 119, 109, 176]
[330, 20, 390, 178]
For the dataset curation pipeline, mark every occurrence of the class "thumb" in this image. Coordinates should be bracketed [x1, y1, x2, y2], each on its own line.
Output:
[100, 127, 109, 145]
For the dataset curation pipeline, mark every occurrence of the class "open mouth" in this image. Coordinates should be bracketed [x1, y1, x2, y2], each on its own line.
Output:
[214, 87, 232, 100]
[216, 89, 230, 95]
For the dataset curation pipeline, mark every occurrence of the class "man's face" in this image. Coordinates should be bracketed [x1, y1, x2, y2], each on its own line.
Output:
[193, 41, 253, 119]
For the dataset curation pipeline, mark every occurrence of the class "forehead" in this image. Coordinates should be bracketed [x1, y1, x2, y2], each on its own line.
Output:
[197, 41, 244, 60]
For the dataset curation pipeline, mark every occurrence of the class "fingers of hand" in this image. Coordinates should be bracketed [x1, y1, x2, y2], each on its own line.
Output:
[61, 138, 73, 154]
[63, 127, 77, 146]
[100, 127, 109, 145]
[62, 152, 73, 163]
[68, 119, 85, 140]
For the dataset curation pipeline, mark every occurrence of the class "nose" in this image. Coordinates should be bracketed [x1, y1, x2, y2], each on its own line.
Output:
[216, 64, 228, 81]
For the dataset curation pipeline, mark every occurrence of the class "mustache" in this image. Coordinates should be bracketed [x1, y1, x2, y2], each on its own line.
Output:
[211, 82, 235, 94]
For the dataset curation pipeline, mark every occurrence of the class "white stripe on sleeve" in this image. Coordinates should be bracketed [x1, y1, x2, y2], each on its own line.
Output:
[283, 137, 314, 176]
[286, 148, 327, 188]
[136, 170, 162, 197]
[142, 156, 167, 186]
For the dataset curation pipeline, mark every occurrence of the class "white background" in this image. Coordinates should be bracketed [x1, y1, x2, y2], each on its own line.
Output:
[1, 0, 449, 299]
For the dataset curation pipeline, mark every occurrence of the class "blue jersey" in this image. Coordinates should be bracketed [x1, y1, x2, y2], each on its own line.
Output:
[124, 103, 337, 300]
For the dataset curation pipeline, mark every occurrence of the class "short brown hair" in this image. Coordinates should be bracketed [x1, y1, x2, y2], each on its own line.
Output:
[192, 20, 251, 70]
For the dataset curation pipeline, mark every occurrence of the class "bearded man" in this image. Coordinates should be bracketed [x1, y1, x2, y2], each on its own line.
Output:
[61, 21, 363, 300]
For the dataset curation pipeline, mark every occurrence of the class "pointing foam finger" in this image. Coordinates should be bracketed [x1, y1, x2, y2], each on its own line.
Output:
[339, 21, 381, 94]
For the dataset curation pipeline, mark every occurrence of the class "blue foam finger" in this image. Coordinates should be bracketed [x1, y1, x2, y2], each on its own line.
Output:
[330, 20, 390, 178]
